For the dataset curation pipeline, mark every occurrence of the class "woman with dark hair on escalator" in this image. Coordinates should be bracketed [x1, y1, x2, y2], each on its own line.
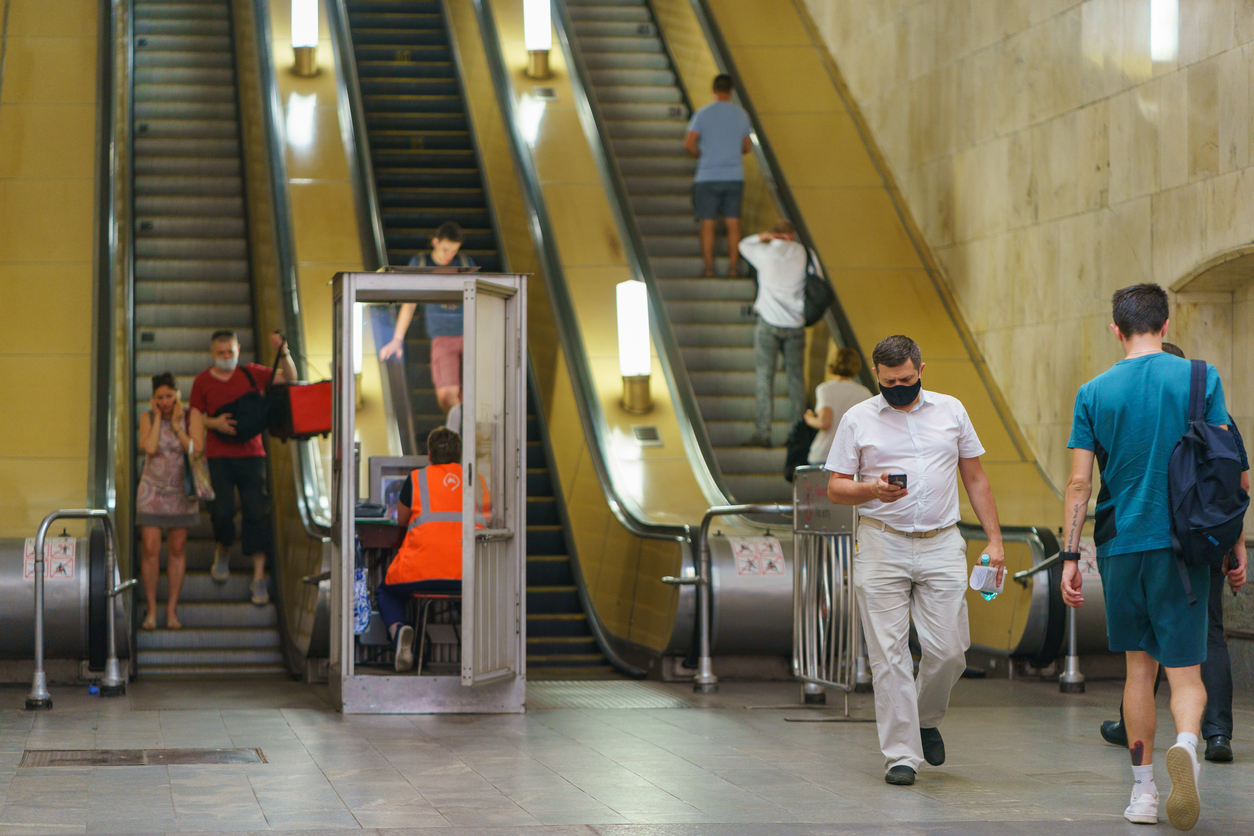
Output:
[137, 372, 204, 630]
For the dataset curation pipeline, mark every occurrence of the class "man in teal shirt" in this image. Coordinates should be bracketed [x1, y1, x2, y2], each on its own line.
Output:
[1062, 283, 1242, 830]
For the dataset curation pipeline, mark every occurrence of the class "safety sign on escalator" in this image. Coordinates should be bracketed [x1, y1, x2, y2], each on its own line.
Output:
[729, 536, 785, 577]
[23, 538, 75, 580]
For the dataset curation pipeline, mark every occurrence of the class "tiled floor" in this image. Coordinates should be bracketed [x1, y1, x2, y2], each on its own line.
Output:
[0, 676, 1250, 834]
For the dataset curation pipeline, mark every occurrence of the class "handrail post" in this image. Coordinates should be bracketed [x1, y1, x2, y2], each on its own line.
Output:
[26, 509, 131, 709]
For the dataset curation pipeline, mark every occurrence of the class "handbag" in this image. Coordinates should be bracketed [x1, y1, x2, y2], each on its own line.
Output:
[802, 248, 836, 327]
[211, 363, 271, 443]
[268, 377, 332, 440]
[183, 439, 215, 501]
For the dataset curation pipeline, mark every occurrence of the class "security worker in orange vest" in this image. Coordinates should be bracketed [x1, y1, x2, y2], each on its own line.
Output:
[379, 427, 490, 671]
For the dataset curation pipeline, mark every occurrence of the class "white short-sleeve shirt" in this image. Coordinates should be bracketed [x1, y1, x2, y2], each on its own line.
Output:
[823, 389, 985, 532]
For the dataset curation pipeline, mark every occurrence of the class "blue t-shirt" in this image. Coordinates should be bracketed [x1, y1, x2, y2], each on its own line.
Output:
[686, 101, 752, 183]
[407, 251, 476, 338]
[1068, 353, 1228, 557]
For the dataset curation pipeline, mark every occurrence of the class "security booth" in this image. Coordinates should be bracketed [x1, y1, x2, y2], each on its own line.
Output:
[329, 271, 526, 713]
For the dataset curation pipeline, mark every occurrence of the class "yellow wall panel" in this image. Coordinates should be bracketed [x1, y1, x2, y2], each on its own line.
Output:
[0, 39, 98, 104]
[0, 359, 91, 459]
[791, 186, 921, 271]
[757, 112, 882, 188]
[707, 0, 809, 47]
[0, 179, 95, 261]
[5, 0, 97, 37]
[0, 459, 90, 539]
[0, 103, 97, 178]
[287, 181, 363, 265]
[0, 263, 94, 355]
[726, 46, 843, 114]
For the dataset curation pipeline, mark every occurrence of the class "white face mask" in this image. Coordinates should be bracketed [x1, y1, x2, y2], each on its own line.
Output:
[214, 356, 238, 372]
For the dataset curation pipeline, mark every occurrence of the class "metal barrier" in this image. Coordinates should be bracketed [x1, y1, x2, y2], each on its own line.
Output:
[664, 503, 791, 694]
[27, 510, 135, 709]
[792, 467, 861, 715]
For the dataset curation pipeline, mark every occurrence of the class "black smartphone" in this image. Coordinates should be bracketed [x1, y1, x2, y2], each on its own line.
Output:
[887, 474, 907, 490]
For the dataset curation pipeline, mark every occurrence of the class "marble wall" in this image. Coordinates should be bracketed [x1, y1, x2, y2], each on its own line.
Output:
[802, 0, 1254, 492]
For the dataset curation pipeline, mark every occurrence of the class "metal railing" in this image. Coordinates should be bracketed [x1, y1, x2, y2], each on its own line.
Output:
[792, 518, 859, 713]
[665, 503, 791, 693]
[27, 510, 136, 709]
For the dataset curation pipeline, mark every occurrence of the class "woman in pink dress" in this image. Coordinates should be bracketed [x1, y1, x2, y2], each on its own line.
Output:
[136, 373, 204, 629]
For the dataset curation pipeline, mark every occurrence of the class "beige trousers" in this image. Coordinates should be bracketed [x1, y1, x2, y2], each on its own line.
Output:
[854, 523, 970, 772]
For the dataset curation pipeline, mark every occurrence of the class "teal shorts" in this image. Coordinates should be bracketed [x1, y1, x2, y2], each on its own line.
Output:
[1098, 548, 1210, 667]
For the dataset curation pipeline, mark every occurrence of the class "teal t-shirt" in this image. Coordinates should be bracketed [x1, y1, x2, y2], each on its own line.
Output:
[1068, 353, 1227, 557]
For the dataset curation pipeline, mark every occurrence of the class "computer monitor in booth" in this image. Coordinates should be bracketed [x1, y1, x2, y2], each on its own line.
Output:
[330, 270, 526, 713]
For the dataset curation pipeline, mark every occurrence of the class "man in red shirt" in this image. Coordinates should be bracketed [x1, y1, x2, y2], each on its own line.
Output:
[189, 330, 295, 605]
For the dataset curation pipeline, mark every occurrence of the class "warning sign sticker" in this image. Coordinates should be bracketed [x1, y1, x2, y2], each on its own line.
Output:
[23, 538, 76, 580]
[729, 536, 786, 577]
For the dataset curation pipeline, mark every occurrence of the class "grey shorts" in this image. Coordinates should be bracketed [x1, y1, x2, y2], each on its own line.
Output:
[692, 180, 743, 220]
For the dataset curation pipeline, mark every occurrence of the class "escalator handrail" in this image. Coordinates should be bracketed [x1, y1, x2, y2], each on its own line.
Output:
[250, 0, 332, 539]
[676, 0, 878, 393]
[469, 0, 690, 547]
[551, 0, 729, 508]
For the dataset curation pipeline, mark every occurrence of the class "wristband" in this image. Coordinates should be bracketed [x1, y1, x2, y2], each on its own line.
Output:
[1060, 550, 1081, 562]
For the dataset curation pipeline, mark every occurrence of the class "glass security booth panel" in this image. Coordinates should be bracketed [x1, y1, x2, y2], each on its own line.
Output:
[330, 271, 526, 713]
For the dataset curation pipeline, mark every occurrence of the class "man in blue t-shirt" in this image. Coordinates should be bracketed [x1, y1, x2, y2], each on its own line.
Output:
[684, 74, 752, 277]
[1062, 283, 1245, 830]
[378, 222, 475, 418]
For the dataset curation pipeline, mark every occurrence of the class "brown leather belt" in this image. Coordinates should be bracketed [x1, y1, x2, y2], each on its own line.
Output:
[859, 516, 956, 540]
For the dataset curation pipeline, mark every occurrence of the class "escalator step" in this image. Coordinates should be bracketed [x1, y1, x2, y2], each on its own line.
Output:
[135, 215, 246, 238]
[573, 20, 657, 38]
[136, 303, 253, 327]
[135, 18, 230, 36]
[356, 60, 454, 79]
[583, 51, 669, 71]
[372, 149, 478, 167]
[347, 13, 442, 28]
[380, 208, 489, 228]
[135, 258, 249, 282]
[135, 195, 245, 217]
[358, 78, 459, 96]
[134, 83, 236, 103]
[374, 169, 482, 188]
[133, 328, 255, 352]
[351, 29, 446, 47]
[351, 44, 450, 62]
[135, 101, 236, 119]
[364, 112, 467, 131]
[135, 50, 234, 69]
[134, 34, 232, 52]
[135, 280, 251, 305]
[134, 237, 248, 260]
[568, 6, 651, 22]
[348, 0, 441, 12]
[134, 2, 229, 21]
[134, 175, 242, 197]
[134, 118, 239, 139]
[376, 187, 485, 208]
[135, 67, 235, 85]
[135, 156, 241, 177]
[135, 137, 240, 157]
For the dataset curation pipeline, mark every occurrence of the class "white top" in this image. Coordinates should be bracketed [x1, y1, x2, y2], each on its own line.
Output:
[824, 389, 985, 532]
[807, 378, 873, 464]
[737, 237, 812, 328]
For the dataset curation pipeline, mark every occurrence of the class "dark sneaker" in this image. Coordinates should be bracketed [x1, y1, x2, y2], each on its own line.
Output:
[884, 765, 915, 785]
[920, 727, 945, 766]
[394, 625, 415, 672]
[210, 548, 230, 583]
[250, 578, 270, 606]
[1101, 719, 1129, 748]
[1205, 735, 1233, 763]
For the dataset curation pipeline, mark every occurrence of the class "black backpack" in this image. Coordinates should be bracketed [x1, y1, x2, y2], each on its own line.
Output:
[1167, 359, 1249, 603]
[783, 418, 817, 483]
[802, 249, 836, 327]
[212, 364, 270, 443]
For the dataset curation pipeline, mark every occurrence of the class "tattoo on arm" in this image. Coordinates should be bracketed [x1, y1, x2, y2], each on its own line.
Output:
[1067, 502, 1084, 551]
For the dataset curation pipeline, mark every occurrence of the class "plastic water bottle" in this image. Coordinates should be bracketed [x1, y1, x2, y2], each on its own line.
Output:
[979, 554, 998, 601]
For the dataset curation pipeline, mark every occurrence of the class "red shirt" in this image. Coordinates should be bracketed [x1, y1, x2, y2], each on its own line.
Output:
[189, 363, 273, 459]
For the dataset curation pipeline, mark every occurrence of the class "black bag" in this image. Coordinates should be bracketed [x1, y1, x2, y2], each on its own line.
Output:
[1167, 359, 1250, 603]
[212, 364, 271, 443]
[783, 418, 817, 483]
[802, 249, 835, 327]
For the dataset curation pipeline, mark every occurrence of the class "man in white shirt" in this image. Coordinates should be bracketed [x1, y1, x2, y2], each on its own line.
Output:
[825, 335, 1005, 786]
[738, 219, 810, 447]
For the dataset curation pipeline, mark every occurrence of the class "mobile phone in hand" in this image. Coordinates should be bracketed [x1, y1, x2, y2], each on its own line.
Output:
[887, 474, 907, 490]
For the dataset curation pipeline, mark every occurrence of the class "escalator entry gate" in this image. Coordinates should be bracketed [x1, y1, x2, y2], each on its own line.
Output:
[330, 271, 527, 714]
[792, 467, 862, 705]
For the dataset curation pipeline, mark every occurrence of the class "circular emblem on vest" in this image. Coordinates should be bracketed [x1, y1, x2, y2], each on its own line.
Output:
[443, 473, 461, 490]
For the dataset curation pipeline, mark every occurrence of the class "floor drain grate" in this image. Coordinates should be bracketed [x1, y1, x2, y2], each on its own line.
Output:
[527, 681, 694, 709]
[20, 748, 266, 767]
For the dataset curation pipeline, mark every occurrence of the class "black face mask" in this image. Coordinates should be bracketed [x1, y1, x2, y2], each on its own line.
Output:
[881, 379, 921, 407]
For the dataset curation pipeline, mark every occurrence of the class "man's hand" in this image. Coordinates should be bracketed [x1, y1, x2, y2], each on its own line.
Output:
[984, 541, 1006, 586]
[1061, 560, 1084, 608]
[868, 473, 907, 503]
[379, 337, 404, 361]
[269, 331, 286, 353]
[1228, 541, 1247, 592]
[208, 413, 237, 435]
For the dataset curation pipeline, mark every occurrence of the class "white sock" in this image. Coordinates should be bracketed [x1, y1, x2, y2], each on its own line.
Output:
[1131, 764, 1157, 797]
[1176, 732, 1198, 751]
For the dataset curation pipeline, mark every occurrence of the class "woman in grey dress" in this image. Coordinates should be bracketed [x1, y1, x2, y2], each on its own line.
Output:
[137, 373, 204, 629]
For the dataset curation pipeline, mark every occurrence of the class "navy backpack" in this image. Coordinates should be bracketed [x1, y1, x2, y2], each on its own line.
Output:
[1167, 359, 1249, 603]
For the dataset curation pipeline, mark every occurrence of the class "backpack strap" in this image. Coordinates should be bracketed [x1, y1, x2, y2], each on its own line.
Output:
[1188, 359, 1206, 423]
[1175, 555, 1198, 606]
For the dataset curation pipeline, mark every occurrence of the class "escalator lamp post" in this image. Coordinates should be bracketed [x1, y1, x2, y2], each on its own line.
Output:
[617, 280, 652, 414]
[523, 0, 552, 79]
[292, 0, 319, 77]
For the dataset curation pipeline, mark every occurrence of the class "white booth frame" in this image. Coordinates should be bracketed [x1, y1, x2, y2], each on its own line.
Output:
[329, 271, 527, 713]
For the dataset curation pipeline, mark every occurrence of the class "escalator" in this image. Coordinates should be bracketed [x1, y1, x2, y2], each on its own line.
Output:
[336, 0, 618, 676]
[130, 0, 283, 675]
[564, 0, 790, 503]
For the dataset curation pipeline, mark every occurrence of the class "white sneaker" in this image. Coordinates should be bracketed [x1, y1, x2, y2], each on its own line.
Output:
[394, 625, 415, 672]
[210, 548, 230, 583]
[1124, 791, 1159, 825]
[1165, 742, 1201, 831]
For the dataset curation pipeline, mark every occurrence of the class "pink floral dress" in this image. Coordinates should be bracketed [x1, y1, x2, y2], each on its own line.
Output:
[136, 415, 201, 529]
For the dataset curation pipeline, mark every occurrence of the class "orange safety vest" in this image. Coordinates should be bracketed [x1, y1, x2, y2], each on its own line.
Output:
[386, 463, 490, 584]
